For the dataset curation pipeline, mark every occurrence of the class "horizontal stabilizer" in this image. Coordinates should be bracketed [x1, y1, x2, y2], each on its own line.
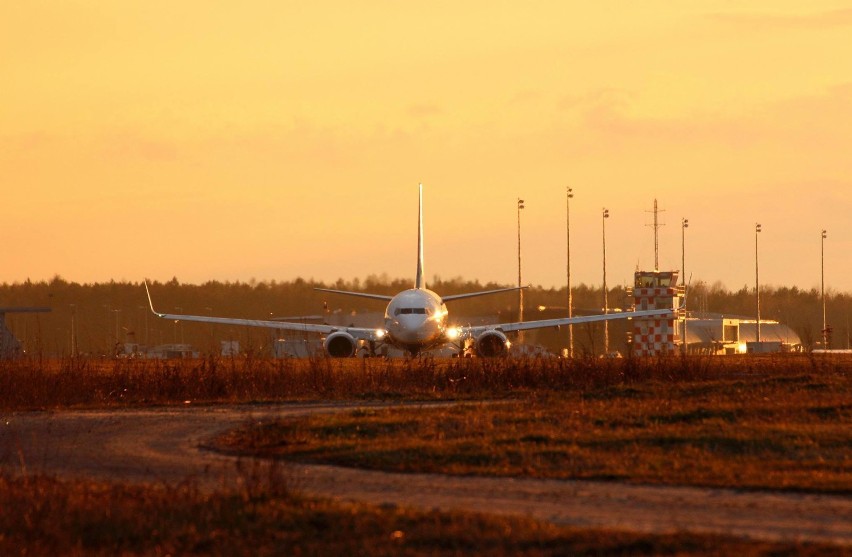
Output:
[442, 285, 529, 302]
[313, 288, 394, 301]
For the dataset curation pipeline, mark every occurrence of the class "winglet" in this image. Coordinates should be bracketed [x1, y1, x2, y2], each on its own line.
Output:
[415, 183, 425, 289]
[144, 281, 162, 317]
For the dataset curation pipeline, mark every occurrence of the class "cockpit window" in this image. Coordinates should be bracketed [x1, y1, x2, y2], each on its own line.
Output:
[395, 307, 429, 315]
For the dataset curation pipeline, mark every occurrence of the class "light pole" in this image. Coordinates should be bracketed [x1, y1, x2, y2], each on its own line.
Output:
[102, 304, 111, 351]
[566, 187, 574, 357]
[113, 309, 121, 345]
[755, 223, 762, 344]
[517, 197, 525, 343]
[602, 208, 610, 355]
[681, 218, 689, 355]
[822, 229, 828, 348]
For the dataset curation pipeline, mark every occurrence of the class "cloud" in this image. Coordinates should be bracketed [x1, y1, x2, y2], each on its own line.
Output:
[99, 131, 179, 162]
[707, 8, 852, 31]
[0, 132, 59, 157]
[554, 83, 852, 156]
[407, 103, 442, 118]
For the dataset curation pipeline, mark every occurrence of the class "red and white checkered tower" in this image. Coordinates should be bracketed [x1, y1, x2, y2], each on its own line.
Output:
[631, 271, 683, 356]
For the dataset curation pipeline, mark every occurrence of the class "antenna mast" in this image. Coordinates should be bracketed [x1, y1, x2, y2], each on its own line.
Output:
[646, 199, 665, 270]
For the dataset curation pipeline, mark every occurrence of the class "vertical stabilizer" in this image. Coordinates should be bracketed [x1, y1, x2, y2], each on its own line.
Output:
[415, 183, 425, 289]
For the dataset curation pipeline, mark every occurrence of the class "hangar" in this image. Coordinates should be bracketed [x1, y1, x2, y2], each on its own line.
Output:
[681, 317, 801, 354]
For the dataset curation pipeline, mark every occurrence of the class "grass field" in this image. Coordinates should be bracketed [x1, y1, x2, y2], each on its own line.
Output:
[2, 354, 850, 554]
[4, 354, 851, 493]
[212, 364, 852, 493]
[1, 471, 844, 556]
[2, 352, 851, 410]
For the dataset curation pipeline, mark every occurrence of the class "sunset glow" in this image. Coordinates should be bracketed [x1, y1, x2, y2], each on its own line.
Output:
[3, 2, 851, 290]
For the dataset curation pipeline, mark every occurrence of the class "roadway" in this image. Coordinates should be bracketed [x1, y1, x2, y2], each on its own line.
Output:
[2, 403, 850, 546]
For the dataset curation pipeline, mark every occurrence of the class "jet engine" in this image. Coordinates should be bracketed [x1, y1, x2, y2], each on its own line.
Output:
[474, 330, 510, 357]
[323, 332, 357, 357]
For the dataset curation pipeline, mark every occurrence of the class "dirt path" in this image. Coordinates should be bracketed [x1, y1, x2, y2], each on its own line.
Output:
[2, 403, 851, 546]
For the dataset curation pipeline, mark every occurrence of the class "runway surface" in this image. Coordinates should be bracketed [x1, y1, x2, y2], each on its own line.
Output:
[2, 402, 850, 546]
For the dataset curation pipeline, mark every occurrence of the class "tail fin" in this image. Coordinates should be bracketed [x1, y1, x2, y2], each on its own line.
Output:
[415, 183, 425, 289]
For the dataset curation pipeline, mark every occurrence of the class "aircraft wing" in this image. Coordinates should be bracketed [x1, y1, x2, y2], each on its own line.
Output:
[462, 307, 677, 336]
[145, 283, 383, 341]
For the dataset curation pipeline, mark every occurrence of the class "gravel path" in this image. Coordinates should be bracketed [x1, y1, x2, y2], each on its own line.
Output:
[2, 403, 850, 546]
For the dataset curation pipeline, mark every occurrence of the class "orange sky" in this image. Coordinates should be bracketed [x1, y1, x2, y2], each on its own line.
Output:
[2, 2, 852, 292]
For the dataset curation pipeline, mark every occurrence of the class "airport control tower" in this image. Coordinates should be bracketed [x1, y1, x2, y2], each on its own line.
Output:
[0, 307, 51, 358]
[629, 271, 683, 356]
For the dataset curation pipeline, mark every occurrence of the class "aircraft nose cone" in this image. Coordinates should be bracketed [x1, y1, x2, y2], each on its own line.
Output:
[392, 316, 438, 344]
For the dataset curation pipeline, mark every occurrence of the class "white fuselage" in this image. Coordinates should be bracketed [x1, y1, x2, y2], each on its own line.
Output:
[383, 288, 448, 353]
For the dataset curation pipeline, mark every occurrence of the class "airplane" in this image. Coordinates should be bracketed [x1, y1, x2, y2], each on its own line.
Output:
[145, 184, 676, 357]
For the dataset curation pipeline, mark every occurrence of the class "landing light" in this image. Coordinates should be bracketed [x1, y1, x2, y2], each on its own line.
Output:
[446, 327, 460, 340]
[375, 329, 386, 339]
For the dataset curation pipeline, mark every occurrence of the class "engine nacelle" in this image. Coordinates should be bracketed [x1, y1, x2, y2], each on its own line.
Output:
[323, 332, 357, 358]
[474, 330, 510, 357]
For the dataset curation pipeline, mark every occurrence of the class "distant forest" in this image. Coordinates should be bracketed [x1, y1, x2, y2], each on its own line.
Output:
[2, 275, 850, 356]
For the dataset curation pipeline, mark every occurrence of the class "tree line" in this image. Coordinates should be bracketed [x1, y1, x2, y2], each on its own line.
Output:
[1, 275, 848, 357]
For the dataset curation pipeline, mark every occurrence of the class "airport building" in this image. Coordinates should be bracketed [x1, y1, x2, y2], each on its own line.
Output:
[630, 271, 684, 356]
[628, 270, 801, 356]
[680, 318, 801, 355]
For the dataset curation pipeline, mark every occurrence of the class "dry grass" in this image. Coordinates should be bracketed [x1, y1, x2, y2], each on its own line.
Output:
[2, 355, 851, 554]
[213, 363, 852, 493]
[0, 470, 843, 556]
[2, 353, 851, 411]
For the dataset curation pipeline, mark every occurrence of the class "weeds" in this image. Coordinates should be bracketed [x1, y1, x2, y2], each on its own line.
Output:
[2, 355, 851, 553]
[5, 471, 834, 556]
[214, 363, 852, 493]
[3, 353, 851, 411]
